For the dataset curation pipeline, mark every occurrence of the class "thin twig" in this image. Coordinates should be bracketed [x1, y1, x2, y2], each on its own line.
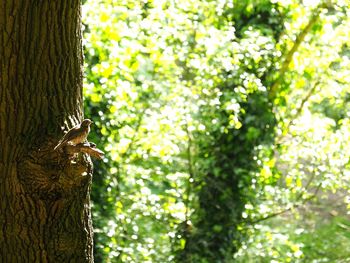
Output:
[275, 80, 321, 145]
[184, 121, 193, 222]
[248, 182, 322, 225]
[121, 108, 146, 159]
[286, 81, 320, 130]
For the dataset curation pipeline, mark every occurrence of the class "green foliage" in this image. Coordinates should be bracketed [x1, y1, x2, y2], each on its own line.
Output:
[299, 216, 350, 262]
[82, 0, 350, 262]
[235, 213, 350, 262]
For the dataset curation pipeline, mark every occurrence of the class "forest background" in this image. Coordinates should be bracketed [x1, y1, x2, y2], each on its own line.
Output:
[82, 0, 350, 262]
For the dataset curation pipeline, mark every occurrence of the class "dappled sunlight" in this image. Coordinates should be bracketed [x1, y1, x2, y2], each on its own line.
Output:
[82, 0, 350, 262]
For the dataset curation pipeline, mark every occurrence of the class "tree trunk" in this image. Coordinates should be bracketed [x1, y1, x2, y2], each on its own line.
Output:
[0, 1, 93, 262]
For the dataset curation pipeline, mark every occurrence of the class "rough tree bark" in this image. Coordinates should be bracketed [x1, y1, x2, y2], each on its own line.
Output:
[0, 1, 93, 262]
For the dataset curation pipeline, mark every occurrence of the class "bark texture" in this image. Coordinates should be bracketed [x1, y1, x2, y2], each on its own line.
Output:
[0, 1, 93, 262]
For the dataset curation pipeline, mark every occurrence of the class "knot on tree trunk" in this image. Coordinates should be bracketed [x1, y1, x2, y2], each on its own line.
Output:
[17, 139, 93, 200]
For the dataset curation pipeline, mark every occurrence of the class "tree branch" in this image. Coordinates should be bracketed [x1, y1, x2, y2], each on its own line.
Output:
[184, 120, 194, 224]
[279, 80, 321, 138]
[65, 142, 105, 159]
[247, 183, 322, 225]
[268, 4, 325, 100]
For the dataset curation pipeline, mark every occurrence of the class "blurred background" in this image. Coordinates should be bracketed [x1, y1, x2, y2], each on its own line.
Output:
[82, 0, 350, 262]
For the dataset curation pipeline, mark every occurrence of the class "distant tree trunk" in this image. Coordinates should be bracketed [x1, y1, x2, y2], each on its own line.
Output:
[0, 1, 93, 262]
